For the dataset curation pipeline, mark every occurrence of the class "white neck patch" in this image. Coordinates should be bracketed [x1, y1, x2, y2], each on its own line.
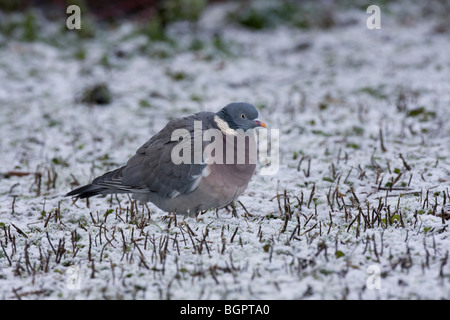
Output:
[214, 115, 238, 135]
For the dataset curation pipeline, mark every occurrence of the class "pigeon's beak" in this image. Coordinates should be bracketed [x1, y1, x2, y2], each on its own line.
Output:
[254, 120, 267, 128]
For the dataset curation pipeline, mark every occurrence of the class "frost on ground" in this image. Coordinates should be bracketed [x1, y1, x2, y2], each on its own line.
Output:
[0, 1, 449, 299]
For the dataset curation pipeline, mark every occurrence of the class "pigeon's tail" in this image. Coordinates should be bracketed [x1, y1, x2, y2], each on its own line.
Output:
[66, 166, 138, 199]
[66, 184, 109, 199]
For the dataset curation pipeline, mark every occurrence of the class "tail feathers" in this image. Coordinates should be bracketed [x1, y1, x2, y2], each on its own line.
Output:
[66, 184, 109, 199]
[66, 166, 146, 199]
[66, 167, 126, 199]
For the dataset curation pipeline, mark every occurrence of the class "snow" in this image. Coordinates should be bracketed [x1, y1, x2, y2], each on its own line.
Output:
[0, 2, 449, 300]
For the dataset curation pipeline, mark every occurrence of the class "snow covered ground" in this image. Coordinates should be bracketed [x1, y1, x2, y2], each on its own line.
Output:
[0, 1, 449, 299]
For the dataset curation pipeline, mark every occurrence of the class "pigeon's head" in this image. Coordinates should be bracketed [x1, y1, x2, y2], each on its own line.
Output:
[215, 102, 266, 134]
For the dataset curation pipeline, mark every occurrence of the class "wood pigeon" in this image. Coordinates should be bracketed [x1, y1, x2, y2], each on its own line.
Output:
[66, 102, 266, 214]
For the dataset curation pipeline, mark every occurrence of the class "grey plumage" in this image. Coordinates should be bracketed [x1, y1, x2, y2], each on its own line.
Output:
[66, 102, 265, 214]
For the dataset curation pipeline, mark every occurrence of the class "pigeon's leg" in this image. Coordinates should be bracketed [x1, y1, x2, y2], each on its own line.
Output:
[230, 201, 238, 218]
[224, 202, 238, 218]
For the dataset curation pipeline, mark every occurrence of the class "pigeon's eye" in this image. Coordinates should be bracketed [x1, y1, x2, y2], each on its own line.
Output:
[241, 114, 246, 119]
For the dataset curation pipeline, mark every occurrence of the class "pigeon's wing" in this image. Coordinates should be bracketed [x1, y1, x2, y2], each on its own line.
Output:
[97, 112, 214, 198]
